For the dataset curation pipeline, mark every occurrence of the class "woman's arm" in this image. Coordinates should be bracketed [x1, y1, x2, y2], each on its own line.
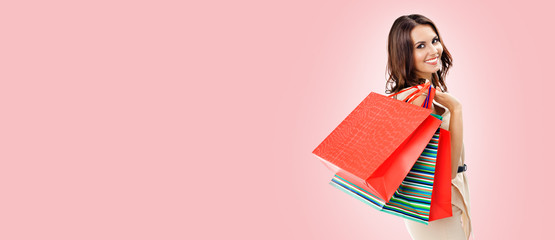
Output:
[433, 88, 463, 180]
[405, 87, 463, 179]
[449, 106, 463, 179]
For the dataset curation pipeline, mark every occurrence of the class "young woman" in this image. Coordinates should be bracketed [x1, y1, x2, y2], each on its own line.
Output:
[385, 14, 473, 240]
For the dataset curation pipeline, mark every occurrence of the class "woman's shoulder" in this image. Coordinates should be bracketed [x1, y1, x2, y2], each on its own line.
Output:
[391, 79, 431, 98]
[392, 85, 427, 101]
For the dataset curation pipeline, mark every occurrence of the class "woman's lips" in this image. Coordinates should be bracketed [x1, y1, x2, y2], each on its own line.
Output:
[425, 57, 438, 65]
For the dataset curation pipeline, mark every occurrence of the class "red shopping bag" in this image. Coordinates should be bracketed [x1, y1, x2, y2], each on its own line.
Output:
[429, 128, 453, 221]
[313, 82, 441, 202]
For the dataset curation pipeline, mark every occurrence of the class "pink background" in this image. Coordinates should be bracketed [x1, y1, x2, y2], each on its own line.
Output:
[1, 0, 553, 239]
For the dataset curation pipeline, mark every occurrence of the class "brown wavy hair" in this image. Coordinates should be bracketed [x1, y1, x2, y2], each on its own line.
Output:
[385, 14, 453, 94]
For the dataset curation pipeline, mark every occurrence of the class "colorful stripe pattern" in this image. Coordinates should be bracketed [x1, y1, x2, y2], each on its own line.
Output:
[330, 114, 443, 224]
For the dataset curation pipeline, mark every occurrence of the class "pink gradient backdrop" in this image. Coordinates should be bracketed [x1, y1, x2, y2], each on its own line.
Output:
[1, 0, 553, 239]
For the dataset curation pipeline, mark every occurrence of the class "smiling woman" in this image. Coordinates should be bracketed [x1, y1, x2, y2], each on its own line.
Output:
[412, 25, 443, 81]
[385, 14, 473, 240]
[385, 15, 453, 95]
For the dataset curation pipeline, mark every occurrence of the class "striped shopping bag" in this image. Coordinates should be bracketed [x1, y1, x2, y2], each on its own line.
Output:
[329, 113, 448, 224]
[313, 82, 441, 203]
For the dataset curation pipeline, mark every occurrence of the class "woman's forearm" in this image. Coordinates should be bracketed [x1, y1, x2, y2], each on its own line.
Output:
[449, 107, 463, 179]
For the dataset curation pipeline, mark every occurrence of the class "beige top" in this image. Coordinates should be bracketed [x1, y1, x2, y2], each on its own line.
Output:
[393, 83, 473, 239]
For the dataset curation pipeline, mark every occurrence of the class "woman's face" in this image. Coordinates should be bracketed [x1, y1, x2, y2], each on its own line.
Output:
[411, 24, 443, 80]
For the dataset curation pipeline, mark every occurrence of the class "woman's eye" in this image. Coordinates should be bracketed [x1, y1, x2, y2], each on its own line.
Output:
[417, 38, 439, 49]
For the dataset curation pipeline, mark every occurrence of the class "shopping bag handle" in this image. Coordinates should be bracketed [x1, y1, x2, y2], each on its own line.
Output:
[388, 82, 434, 109]
[406, 84, 434, 109]
[388, 82, 430, 102]
[404, 83, 431, 105]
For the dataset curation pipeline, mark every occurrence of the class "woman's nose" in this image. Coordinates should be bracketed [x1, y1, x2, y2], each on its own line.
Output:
[429, 45, 439, 55]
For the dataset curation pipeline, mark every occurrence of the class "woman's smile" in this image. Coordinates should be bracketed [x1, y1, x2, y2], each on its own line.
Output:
[425, 56, 439, 65]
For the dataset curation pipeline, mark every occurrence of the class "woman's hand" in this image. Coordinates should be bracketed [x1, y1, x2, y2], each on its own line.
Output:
[433, 87, 462, 111]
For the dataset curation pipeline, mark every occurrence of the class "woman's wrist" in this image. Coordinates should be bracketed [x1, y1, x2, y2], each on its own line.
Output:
[449, 104, 462, 113]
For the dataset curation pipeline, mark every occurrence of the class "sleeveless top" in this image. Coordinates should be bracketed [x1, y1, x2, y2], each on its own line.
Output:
[392, 81, 473, 239]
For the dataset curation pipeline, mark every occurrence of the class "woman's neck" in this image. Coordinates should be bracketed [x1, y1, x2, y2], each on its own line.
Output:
[416, 73, 433, 81]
